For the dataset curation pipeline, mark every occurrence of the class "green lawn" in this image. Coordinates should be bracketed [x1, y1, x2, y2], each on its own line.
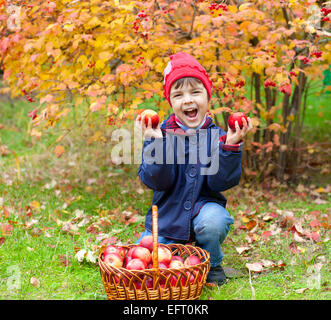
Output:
[0, 93, 330, 300]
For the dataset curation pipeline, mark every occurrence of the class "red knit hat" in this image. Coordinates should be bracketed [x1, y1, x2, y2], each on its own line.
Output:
[163, 52, 213, 105]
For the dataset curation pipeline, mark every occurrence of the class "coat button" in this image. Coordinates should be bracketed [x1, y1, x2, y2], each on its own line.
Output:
[189, 167, 196, 177]
[184, 200, 192, 210]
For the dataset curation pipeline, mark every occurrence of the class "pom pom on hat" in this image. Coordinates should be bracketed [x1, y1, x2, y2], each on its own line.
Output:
[163, 52, 213, 105]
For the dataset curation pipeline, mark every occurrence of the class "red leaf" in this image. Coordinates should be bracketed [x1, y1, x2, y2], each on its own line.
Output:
[262, 230, 272, 240]
[100, 237, 117, 246]
[58, 255, 72, 267]
[0, 223, 13, 236]
[0, 237, 5, 245]
[86, 223, 98, 234]
[289, 242, 300, 254]
[306, 231, 321, 242]
[309, 220, 321, 228]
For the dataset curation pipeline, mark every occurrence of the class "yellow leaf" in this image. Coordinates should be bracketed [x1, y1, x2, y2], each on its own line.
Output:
[86, 16, 101, 28]
[30, 201, 41, 212]
[54, 145, 65, 158]
[287, 114, 295, 122]
[99, 51, 113, 60]
[239, 3, 253, 11]
[252, 57, 265, 75]
[63, 23, 75, 32]
[222, 50, 232, 61]
[228, 5, 238, 13]
[241, 216, 250, 223]
[95, 60, 105, 70]
[56, 134, 65, 143]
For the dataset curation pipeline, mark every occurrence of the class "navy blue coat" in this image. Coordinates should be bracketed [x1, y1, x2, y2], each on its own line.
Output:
[138, 114, 242, 241]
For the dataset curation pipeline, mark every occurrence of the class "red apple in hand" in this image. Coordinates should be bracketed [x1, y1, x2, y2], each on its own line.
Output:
[139, 235, 153, 252]
[131, 246, 152, 266]
[139, 109, 160, 128]
[103, 252, 123, 268]
[228, 112, 248, 130]
[126, 258, 146, 270]
[184, 255, 201, 266]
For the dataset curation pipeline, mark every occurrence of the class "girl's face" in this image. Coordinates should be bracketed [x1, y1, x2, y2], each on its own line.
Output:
[169, 79, 209, 128]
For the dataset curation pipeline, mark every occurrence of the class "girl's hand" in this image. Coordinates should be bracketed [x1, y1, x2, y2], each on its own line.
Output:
[226, 117, 253, 145]
[136, 115, 163, 139]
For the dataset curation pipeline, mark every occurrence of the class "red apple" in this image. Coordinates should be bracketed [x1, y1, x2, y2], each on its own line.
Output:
[126, 258, 146, 270]
[184, 255, 201, 267]
[103, 245, 126, 259]
[131, 246, 152, 266]
[103, 252, 123, 268]
[126, 247, 136, 258]
[228, 112, 248, 130]
[186, 271, 195, 284]
[139, 235, 153, 252]
[144, 276, 154, 289]
[140, 109, 160, 128]
[170, 271, 187, 286]
[169, 260, 185, 268]
[171, 255, 184, 264]
[154, 246, 172, 265]
[124, 255, 133, 267]
[158, 262, 169, 269]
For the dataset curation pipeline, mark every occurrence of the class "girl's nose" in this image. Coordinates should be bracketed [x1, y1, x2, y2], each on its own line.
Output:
[183, 93, 193, 104]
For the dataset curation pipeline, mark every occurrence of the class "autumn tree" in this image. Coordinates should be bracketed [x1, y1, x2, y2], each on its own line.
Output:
[1, 0, 330, 182]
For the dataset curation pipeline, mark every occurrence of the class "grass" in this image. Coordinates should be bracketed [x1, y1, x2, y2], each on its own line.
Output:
[0, 93, 330, 300]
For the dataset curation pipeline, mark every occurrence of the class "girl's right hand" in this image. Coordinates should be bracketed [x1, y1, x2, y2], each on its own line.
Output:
[136, 115, 163, 139]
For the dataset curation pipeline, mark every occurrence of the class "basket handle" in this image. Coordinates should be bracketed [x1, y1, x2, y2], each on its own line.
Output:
[152, 205, 159, 270]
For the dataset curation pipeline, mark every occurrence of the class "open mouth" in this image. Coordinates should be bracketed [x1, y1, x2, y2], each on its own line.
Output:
[183, 108, 198, 119]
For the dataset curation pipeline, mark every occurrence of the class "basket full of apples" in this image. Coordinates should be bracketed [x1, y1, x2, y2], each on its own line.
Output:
[98, 205, 210, 300]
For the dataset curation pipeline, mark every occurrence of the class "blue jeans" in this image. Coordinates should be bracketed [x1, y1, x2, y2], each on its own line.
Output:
[136, 202, 234, 267]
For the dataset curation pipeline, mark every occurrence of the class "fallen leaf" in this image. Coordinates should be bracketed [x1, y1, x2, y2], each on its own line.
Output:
[0, 223, 13, 236]
[289, 242, 300, 254]
[54, 145, 65, 158]
[294, 288, 308, 294]
[245, 262, 264, 273]
[86, 250, 97, 263]
[309, 220, 321, 228]
[306, 231, 321, 242]
[260, 259, 275, 268]
[293, 231, 306, 243]
[58, 254, 72, 267]
[246, 219, 257, 231]
[235, 246, 251, 255]
[30, 277, 40, 287]
[262, 230, 272, 240]
[314, 198, 327, 204]
[262, 212, 277, 221]
[75, 249, 87, 262]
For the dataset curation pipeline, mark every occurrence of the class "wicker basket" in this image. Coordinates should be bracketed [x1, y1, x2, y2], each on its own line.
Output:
[98, 205, 210, 300]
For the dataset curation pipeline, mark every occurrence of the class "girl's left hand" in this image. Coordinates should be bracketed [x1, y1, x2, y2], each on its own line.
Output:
[225, 117, 253, 145]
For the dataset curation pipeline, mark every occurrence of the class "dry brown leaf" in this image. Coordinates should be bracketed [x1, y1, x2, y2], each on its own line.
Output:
[30, 277, 40, 287]
[245, 262, 264, 273]
[294, 288, 309, 294]
[54, 145, 65, 158]
[235, 246, 252, 255]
